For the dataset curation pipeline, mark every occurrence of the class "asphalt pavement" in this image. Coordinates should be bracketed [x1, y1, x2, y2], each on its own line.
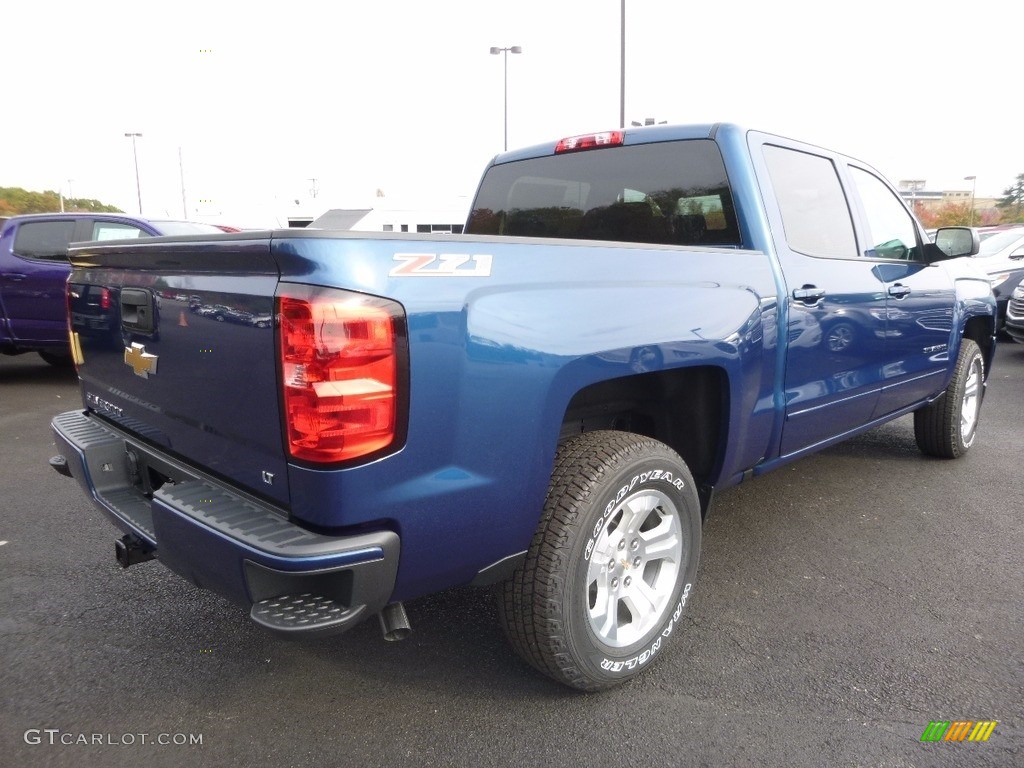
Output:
[1, 344, 1021, 768]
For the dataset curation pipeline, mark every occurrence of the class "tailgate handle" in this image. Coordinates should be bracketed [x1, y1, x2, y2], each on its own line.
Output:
[121, 288, 157, 334]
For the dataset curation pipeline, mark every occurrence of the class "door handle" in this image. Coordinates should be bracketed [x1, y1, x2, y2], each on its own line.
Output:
[2, 272, 28, 281]
[792, 286, 825, 304]
[888, 283, 911, 299]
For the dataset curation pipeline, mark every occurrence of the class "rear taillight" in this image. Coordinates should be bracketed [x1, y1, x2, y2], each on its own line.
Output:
[99, 287, 112, 310]
[278, 287, 406, 464]
[554, 131, 625, 154]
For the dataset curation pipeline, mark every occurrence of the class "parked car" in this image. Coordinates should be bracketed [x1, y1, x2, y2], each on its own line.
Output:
[965, 227, 1024, 333]
[1, 213, 230, 365]
[1005, 283, 1024, 344]
[977, 223, 1023, 241]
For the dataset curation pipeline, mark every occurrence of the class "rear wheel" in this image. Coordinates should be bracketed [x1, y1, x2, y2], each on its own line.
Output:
[498, 431, 702, 690]
[914, 339, 984, 458]
[38, 350, 73, 367]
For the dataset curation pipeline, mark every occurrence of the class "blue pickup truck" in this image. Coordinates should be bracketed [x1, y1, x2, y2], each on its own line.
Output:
[49, 124, 996, 690]
[0, 213, 227, 365]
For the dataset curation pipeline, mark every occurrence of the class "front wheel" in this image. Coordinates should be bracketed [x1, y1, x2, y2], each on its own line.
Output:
[914, 338, 984, 458]
[498, 431, 702, 690]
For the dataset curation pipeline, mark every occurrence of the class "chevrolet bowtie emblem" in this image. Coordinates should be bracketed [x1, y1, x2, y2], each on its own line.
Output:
[124, 343, 159, 378]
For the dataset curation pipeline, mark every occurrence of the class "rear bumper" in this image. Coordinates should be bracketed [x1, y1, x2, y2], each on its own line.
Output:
[50, 409, 399, 637]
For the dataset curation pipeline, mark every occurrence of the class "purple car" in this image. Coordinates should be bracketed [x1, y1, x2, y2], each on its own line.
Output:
[0, 213, 227, 365]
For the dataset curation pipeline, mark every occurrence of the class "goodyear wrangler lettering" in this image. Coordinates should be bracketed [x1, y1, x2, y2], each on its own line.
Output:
[600, 584, 692, 672]
[586, 469, 686, 559]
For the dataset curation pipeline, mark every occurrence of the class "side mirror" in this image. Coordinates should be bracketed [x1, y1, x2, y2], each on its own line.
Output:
[1009, 247, 1024, 261]
[932, 227, 981, 260]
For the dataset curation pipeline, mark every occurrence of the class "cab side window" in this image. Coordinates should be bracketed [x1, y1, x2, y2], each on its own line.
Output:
[92, 222, 148, 241]
[11, 220, 77, 261]
[763, 144, 858, 259]
[848, 167, 921, 261]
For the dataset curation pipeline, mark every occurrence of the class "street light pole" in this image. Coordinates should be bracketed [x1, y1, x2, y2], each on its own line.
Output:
[490, 45, 522, 151]
[59, 179, 74, 213]
[964, 175, 977, 227]
[125, 132, 143, 215]
[179, 147, 188, 219]
[620, 0, 626, 129]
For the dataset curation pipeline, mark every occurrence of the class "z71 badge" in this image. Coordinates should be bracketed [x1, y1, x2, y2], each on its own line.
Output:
[390, 253, 493, 277]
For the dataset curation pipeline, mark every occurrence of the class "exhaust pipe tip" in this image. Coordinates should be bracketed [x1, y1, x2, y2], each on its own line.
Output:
[377, 602, 411, 641]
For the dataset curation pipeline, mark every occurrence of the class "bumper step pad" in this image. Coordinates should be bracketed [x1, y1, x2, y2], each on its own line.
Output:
[251, 593, 364, 634]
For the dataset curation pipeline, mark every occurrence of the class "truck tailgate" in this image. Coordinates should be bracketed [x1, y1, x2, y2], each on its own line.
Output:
[67, 236, 289, 506]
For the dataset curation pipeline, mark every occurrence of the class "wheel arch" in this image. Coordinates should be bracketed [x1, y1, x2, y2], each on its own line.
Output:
[558, 364, 728, 517]
[962, 313, 996, 378]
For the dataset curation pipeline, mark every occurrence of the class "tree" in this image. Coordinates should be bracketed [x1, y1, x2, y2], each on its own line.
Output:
[996, 173, 1024, 222]
[917, 202, 972, 229]
[0, 186, 122, 215]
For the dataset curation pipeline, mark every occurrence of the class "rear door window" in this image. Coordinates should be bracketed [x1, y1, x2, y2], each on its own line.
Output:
[762, 145, 858, 259]
[11, 220, 77, 261]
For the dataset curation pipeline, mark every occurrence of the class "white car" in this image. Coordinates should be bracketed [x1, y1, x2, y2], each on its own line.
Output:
[962, 227, 1024, 332]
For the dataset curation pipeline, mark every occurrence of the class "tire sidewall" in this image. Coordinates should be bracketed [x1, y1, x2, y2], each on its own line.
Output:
[562, 444, 702, 685]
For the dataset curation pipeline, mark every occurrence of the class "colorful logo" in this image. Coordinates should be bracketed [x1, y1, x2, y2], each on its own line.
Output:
[921, 720, 997, 742]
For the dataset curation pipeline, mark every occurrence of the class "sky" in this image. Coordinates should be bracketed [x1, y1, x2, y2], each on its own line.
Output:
[3, 0, 1018, 228]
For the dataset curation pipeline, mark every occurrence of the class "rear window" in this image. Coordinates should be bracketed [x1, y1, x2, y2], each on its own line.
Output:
[466, 139, 741, 247]
[12, 220, 77, 261]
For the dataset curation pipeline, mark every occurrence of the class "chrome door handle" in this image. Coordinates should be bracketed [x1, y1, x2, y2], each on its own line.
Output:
[792, 286, 825, 304]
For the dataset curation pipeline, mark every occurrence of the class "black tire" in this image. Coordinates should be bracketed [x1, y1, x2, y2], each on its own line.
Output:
[498, 430, 702, 690]
[38, 350, 73, 367]
[914, 339, 984, 458]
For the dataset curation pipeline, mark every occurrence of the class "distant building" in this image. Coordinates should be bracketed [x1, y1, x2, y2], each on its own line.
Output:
[307, 201, 469, 233]
[897, 180, 996, 217]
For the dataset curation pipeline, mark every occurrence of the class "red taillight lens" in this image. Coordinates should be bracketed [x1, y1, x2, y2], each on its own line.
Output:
[278, 288, 405, 464]
[99, 288, 112, 311]
[554, 131, 625, 154]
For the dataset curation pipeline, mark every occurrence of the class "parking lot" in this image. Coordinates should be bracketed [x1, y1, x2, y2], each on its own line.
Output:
[1, 344, 1021, 768]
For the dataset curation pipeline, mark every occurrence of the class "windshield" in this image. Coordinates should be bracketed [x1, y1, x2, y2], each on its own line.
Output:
[149, 221, 228, 236]
[466, 139, 741, 247]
